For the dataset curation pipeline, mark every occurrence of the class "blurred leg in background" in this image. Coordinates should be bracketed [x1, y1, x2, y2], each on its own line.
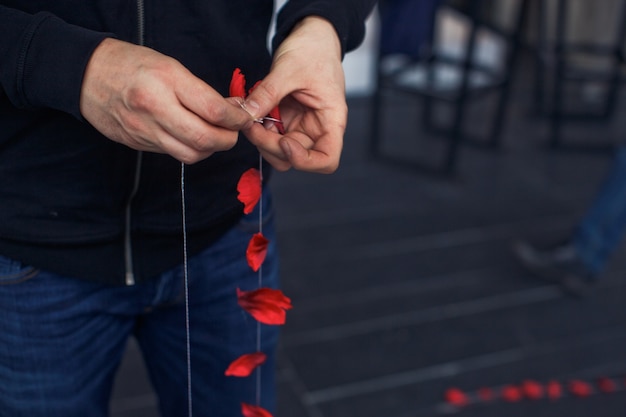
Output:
[513, 145, 626, 297]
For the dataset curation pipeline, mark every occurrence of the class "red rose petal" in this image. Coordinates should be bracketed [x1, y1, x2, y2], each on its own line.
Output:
[597, 377, 617, 393]
[230, 68, 247, 98]
[569, 380, 593, 398]
[546, 380, 562, 400]
[225, 352, 267, 377]
[521, 379, 544, 400]
[444, 388, 469, 407]
[477, 387, 495, 402]
[246, 233, 269, 272]
[501, 385, 522, 402]
[237, 168, 262, 215]
[237, 287, 292, 325]
[241, 403, 273, 417]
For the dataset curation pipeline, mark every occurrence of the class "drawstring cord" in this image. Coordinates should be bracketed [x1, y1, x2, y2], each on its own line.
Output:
[181, 162, 193, 417]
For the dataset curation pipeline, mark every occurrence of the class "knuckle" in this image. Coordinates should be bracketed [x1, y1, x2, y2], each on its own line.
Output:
[205, 102, 228, 123]
[249, 81, 279, 110]
[321, 161, 339, 174]
[257, 82, 278, 99]
[120, 112, 145, 135]
[189, 130, 237, 153]
[126, 86, 154, 111]
[313, 161, 338, 174]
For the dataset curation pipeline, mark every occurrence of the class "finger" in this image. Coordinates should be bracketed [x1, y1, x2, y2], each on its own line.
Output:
[175, 75, 253, 131]
[242, 122, 292, 170]
[279, 133, 343, 174]
[154, 103, 240, 154]
[158, 135, 214, 164]
[244, 122, 315, 160]
[243, 122, 290, 163]
[243, 71, 292, 121]
[130, 125, 214, 164]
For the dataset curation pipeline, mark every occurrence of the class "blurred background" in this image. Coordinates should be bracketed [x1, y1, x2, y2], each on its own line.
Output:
[112, 1, 626, 415]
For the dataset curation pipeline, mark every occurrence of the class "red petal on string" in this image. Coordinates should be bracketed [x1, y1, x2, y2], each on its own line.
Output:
[501, 385, 522, 402]
[269, 106, 285, 134]
[477, 387, 494, 402]
[249, 80, 262, 95]
[546, 380, 562, 400]
[569, 380, 593, 398]
[521, 379, 544, 400]
[241, 403, 273, 417]
[444, 388, 469, 407]
[246, 233, 269, 272]
[597, 377, 617, 393]
[230, 68, 247, 98]
[237, 168, 261, 215]
[247, 81, 284, 134]
[225, 352, 267, 377]
[237, 287, 292, 325]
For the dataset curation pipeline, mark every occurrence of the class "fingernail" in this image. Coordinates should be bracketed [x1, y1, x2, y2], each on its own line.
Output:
[244, 100, 260, 119]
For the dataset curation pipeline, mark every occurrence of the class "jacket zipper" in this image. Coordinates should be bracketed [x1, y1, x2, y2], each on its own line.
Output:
[124, 152, 142, 286]
[124, 0, 146, 286]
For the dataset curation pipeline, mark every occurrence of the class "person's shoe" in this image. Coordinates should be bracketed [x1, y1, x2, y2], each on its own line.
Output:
[511, 240, 594, 297]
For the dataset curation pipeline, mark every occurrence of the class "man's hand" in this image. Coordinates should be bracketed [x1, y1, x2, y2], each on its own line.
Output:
[80, 38, 253, 164]
[243, 16, 347, 173]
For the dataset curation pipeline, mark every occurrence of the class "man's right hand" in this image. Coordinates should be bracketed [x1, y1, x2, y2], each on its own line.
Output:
[79, 38, 253, 164]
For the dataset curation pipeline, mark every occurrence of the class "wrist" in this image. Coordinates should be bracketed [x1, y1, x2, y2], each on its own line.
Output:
[289, 16, 342, 61]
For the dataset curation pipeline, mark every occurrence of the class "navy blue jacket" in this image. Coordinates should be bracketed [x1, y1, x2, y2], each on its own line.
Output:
[0, 0, 376, 285]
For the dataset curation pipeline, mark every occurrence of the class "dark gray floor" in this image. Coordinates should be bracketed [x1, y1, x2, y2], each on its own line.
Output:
[111, 64, 626, 416]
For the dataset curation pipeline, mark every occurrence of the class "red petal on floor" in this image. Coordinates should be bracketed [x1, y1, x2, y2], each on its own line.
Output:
[225, 352, 267, 377]
[501, 385, 522, 402]
[230, 68, 247, 98]
[237, 168, 262, 215]
[477, 387, 495, 402]
[241, 403, 273, 417]
[597, 377, 617, 393]
[237, 287, 292, 325]
[444, 388, 469, 407]
[521, 379, 544, 400]
[246, 233, 269, 272]
[569, 380, 593, 397]
[546, 380, 562, 400]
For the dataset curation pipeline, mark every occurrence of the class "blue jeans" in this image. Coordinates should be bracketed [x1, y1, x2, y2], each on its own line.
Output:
[0, 194, 279, 417]
[573, 145, 626, 275]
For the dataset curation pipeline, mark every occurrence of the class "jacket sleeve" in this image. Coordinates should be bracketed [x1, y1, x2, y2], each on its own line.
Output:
[0, 6, 111, 119]
[272, 0, 377, 57]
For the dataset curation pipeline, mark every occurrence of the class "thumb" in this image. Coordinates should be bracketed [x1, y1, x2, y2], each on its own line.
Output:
[243, 72, 288, 120]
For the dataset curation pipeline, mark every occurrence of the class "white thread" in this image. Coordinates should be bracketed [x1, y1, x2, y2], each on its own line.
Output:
[181, 162, 193, 417]
[256, 153, 263, 406]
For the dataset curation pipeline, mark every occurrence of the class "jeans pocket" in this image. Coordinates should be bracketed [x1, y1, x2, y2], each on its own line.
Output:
[0, 255, 39, 285]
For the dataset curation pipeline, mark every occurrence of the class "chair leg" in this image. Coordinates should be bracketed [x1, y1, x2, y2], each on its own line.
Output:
[369, 71, 384, 159]
[549, 0, 567, 149]
[533, 0, 549, 115]
[487, 0, 530, 147]
[443, 0, 480, 173]
[601, 0, 626, 119]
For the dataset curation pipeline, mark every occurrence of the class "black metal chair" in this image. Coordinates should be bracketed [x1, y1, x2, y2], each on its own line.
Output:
[370, 0, 530, 175]
[532, 0, 626, 151]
